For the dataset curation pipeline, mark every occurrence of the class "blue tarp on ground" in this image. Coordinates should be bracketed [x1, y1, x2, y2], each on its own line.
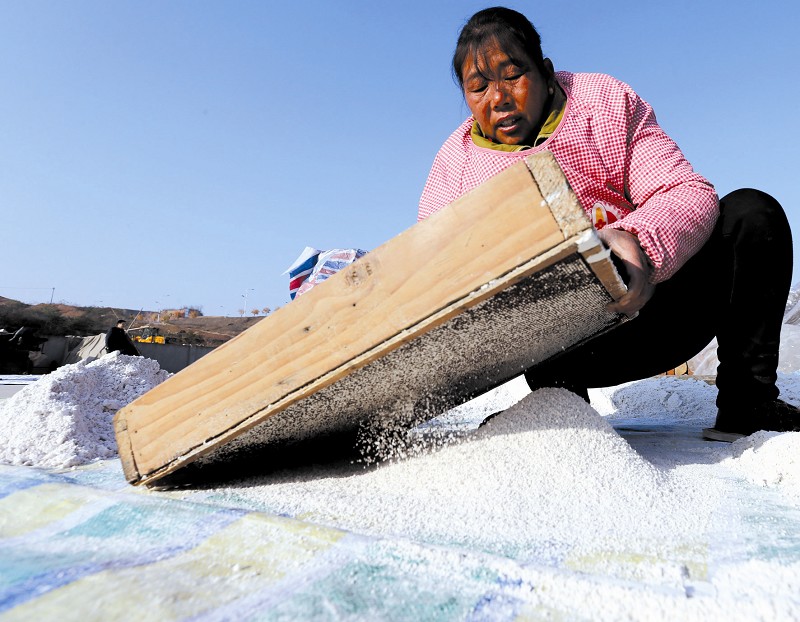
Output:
[1, 412, 800, 621]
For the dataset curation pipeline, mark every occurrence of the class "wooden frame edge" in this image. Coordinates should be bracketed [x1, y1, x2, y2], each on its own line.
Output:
[524, 152, 590, 239]
[113, 410, 141, 484]
[134, 233, 591, 487]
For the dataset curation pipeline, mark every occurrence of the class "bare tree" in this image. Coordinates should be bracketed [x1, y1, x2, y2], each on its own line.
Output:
[251, 308, 260, 316]
[237, 309, 245, 317]
[262, 307, 271, 315]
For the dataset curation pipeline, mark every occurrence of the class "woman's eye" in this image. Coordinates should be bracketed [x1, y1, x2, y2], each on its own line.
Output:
[468, 82, 488, 93]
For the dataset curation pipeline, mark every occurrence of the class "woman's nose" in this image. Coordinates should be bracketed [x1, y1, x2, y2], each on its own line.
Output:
[490, 82, 510, 107]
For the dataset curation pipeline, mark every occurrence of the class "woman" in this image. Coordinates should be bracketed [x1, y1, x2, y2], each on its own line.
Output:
[419, 7, 798, 441]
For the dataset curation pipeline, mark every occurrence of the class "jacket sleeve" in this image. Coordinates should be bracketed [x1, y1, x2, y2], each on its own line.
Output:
[604, 85, 719, 283]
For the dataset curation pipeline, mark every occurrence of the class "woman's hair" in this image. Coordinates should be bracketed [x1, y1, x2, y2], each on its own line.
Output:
[452, 7, 547, 89]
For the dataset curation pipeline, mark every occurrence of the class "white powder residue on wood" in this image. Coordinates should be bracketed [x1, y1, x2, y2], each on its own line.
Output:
[0, 352, 170, 469]
[209, 388, 717, 568]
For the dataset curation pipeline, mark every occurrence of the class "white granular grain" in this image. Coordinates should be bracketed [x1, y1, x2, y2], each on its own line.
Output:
[0, 351, 170, 468]
[590, 375, 718, 426]
[211, 388, 717, 564]
[722, 431, 800, 497]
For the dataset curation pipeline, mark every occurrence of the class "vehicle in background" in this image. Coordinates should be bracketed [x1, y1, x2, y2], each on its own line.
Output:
[130, 326, 166, 345]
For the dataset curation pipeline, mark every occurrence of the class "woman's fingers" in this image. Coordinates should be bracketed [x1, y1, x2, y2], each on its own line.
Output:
[596, 228, 656, 317]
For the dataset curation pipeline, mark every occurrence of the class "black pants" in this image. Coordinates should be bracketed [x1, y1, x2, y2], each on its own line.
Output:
[524, 189, 793, 411]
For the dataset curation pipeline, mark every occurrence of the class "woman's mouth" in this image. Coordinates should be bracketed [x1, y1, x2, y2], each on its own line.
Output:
[496, 116, 521, 132]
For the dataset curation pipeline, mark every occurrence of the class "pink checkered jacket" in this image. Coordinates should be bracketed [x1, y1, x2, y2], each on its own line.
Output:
[418, 72, 719, 283]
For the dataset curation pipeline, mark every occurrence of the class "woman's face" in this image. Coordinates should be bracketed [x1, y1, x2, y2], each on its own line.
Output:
[461, 43, 551, 146]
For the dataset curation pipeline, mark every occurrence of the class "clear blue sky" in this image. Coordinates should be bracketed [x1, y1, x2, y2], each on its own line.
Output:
[1, 0, 798, 316]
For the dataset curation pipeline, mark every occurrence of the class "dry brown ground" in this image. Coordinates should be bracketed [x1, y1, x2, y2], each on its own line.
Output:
[152, 315, 263, 346]
[0, 296, 263, 347]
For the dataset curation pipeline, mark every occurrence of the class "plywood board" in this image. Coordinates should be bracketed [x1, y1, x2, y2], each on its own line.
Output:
[114, 152, 627, 486]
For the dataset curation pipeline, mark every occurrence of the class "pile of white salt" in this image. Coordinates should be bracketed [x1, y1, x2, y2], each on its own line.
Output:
[0, 352, 170, 469]
[207, 388, 718, 566]
[722, 431, 800, 498]
[3, 341, 798, 569]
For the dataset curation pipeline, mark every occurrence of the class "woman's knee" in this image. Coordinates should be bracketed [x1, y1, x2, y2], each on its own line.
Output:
[719, 188, 786, 225]
[719, 188, 789, 232]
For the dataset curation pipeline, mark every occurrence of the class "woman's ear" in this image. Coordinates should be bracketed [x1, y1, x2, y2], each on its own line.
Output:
[543, 58, 555, 94]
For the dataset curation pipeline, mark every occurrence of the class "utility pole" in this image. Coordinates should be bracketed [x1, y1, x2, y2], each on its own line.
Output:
[50, 287, 55, 304]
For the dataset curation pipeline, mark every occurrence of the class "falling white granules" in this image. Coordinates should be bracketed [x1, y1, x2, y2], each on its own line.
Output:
[209, 388, 717, 567]
[0, 352, 170, 469]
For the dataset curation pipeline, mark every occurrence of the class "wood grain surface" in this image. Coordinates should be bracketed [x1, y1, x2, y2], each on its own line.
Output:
[115, 152, 607, 485]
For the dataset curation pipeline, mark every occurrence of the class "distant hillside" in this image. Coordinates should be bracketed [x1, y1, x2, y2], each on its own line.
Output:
[0, 297, 263, 347]
[140, 315, 263, 347]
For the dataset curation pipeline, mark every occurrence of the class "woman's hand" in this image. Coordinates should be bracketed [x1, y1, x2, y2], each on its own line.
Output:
[596, 228, 656, 317]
